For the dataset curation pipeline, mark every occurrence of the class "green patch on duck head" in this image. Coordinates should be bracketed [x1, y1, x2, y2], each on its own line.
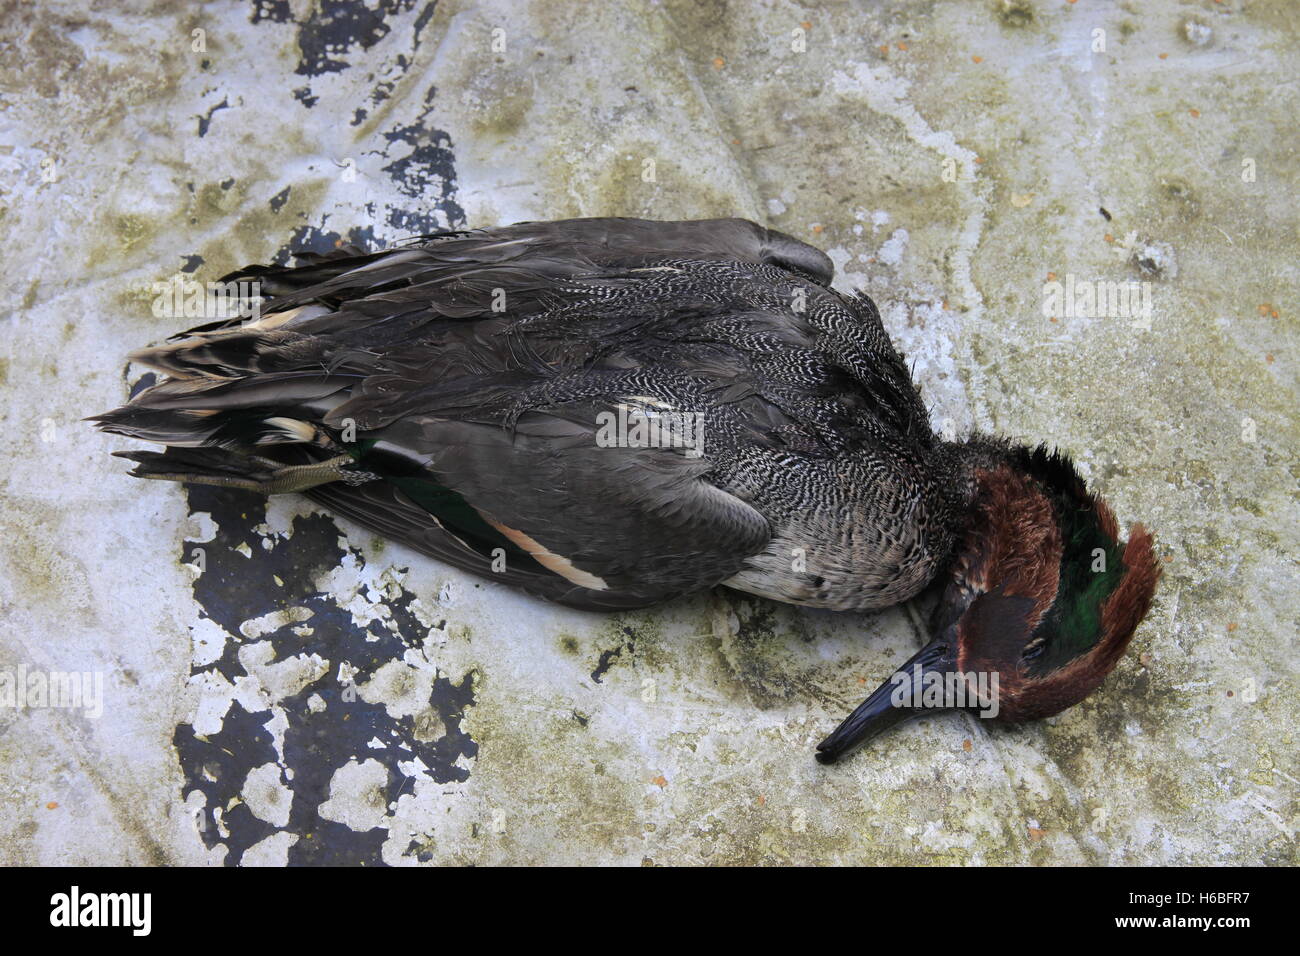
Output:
[1027, 502, 1126, 676]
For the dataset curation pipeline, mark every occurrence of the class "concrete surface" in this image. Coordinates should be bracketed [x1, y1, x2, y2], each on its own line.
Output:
[0, 0, 1296, 865]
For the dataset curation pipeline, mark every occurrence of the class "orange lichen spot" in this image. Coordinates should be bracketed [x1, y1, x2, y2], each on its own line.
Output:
[1258, 303, 1271, 315]
[1104, 233, 1115, 243]
[897, 42, 908, 51]
[962, 739, 973, 752]
[1028, 826, 1047, 841]
[1189, 108, 1201, 117]
[974, 156, 984, 164]
[1159, 53, 1169, 60]
[972, 55, 984, 63]
[652, 774, 668, 788]
[712, 57, 725, 70]
[1047, 272, 1057, 281]
[1227, 622, 1239, 632]
[811, 224, 824, 234]
[756, 794, 767, 806]
[1266, 354, 1275, 363]
[801, 21, 811, 30]
[46, 802, 59, 810]
[1049, 316, 1058, 323]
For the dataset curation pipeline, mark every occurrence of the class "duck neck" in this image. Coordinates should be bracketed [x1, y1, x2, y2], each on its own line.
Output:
[931, 433, 1025, 516]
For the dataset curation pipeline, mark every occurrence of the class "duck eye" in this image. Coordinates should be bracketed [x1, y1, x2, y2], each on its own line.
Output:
[1022, 637, 1046, 661]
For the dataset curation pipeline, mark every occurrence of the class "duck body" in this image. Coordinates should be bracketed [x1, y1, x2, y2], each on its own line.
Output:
[100, 217, 980, 611]
[96, 216, 1164, 761]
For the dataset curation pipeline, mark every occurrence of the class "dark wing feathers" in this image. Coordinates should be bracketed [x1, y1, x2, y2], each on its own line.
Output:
[360, 411, 771, 607]
[96, 217, 921, 608]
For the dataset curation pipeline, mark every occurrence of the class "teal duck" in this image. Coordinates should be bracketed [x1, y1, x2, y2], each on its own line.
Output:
[93, 217, 1161, 762]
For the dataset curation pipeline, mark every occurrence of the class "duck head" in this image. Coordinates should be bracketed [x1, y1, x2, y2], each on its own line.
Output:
[815, 446, 1161, 764]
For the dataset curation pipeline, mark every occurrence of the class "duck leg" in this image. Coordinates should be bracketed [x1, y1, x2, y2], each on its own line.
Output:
[112, 448, 373, 495]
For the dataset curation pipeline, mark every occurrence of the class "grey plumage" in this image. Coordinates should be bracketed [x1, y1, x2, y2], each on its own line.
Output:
[94, 217, 978, 611]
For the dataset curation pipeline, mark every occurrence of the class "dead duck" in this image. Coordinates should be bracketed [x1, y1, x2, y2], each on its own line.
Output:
[92, 217, 1161, 763]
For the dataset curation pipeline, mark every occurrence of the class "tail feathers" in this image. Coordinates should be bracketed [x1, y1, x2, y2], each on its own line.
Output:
[221, 248, 431, 311]
[116, 371, 353, 413]
[219, 245, 395, 295]
[93, 407, 339, 451]
[129, 330, 286, 379]
[90, 405, 220, 446]
[165, 304, 334, 343]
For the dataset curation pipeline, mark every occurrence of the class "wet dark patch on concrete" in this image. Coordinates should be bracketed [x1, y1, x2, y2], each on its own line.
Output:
[591, 626, 637, 684]
[378, 87, 452, 197]
[249, 0, 292, 24]
[271, 223, 380, 265]
[242, 0, 465, 239]
[197, 97, 229, 137]
[404, 836, 436, 862]
[374, 85, 466, 234]
[175, 699, 280, 863]
[292, 0, 421, 78]
[248, 0, 434, 112]
[171, 483, 478, 865]
[279, 665, 476, 866]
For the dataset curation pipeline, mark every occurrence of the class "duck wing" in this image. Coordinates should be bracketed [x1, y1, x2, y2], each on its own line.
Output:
[305, 409, 771, 610]
[99, 218, 867, 608]
[97, 217, 938, 609]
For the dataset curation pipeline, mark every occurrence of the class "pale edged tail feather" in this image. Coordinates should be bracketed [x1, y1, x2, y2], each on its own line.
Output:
[90, 371, 356, 448]
[129, 325, 337, 380]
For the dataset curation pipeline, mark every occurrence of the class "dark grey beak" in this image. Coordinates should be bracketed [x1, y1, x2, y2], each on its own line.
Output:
[815, 635, 957, 765]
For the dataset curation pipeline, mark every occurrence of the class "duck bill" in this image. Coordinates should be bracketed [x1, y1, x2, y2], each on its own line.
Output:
[815, 635, 956, 765]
